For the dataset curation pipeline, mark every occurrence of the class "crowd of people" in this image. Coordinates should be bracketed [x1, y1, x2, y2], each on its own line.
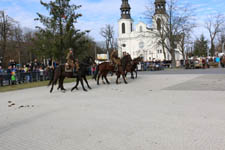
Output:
[185, 55, 225, 69]
[0, 57, 97, 86]
[0, 59, 52, 86]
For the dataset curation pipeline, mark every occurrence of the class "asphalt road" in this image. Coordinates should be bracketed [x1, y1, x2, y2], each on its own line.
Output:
[0, 69, 225, 150]
[141, 68, 225, 75]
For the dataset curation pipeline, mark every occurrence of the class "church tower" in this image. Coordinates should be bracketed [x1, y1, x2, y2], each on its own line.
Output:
[154, 0, 166, 15]
[118, 0, 133, 37]
[153, 0, 168, 31]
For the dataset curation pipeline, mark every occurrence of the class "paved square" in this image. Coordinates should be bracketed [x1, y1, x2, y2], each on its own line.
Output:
[0, 70, 225, 150]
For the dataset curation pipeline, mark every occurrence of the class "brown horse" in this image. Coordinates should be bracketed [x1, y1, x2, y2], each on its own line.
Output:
[125, 56, 143, 79]
[220, 55, 225, 68]
[48, 56, 94, 93]
[93, 55, 132, 85]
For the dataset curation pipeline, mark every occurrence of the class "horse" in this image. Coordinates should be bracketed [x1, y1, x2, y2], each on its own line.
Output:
[125, 56, 143, 79]
[48, 56, 94, 93]
[220, 55, 225, 68]
[93, 54, 132, 85]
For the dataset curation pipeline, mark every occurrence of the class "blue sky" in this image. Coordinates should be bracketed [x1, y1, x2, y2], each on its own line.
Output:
[1, 0, 225, 41]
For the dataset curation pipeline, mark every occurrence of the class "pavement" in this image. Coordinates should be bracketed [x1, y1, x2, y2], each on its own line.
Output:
[0, 69, 225, 150]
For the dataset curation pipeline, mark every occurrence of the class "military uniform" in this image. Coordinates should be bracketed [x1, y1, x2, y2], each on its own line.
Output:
[110, 50, 121, 72]
[66, 51, 74, 71]
[110, 50, 121, 65]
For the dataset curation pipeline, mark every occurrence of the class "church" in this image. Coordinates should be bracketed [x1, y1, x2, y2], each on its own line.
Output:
[117, 0, 183, 61]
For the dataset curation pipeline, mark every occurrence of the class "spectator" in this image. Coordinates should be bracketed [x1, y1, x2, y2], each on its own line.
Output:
[6, 66, 12, 85]
[0, 66, 3, 73]
[33, 59, 40, 71]
[92, 64, 96, 75]
[39, 67, 44, 81]
[11, 71, 16, 85]
[9, 59, 16, 68]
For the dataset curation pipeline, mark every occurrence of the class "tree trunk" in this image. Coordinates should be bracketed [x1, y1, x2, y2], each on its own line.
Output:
[210, 41, 215, 56]
[171, 48, 176, 68]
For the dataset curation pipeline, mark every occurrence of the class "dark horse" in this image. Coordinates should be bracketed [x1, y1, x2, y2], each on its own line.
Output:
[93, 55, 132, 85]
[48, 56, 94, 93]
[125, 56, 143, 79]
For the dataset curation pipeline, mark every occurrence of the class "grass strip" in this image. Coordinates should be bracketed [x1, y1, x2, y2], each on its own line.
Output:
[0, 76, 92, 93]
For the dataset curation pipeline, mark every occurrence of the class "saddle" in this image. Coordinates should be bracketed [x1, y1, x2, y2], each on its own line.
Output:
[65, 63, 73, 72]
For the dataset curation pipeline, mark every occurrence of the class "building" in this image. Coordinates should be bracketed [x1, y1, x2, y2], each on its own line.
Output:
[117, 0, 183, 61]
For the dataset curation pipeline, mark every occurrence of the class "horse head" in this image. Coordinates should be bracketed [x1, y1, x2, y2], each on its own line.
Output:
[123, 54, 132, 63]
[83, 56, 95, 65]
[133, 56, 143, 64]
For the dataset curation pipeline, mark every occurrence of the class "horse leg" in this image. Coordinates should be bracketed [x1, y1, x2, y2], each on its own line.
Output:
[71, 77, 79, 91]
[102, 75, 105, 84]
[131, 71, 134, 79]
[97, 73, 101, 85]
[50, 82, 54, 93]
[122, 72, 128, 84]
[83, 75, 91, 89]
[79, 76, 87, 92]
[57, 78, 61, 90]
[104, 75, 110, 84]
[50, 75, 58, 93]
[116, 73, 120, 84]
[135, 70, 137, 78]
[60, 76, 66, 91]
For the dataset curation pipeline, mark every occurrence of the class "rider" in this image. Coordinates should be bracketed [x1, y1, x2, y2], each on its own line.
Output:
[110, 49, 121, 72]
[66, 48, 77, 75]
[75, 58, 80, 72]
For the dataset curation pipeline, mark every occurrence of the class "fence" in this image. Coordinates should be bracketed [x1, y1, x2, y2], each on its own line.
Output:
[0, 71, 53, 87]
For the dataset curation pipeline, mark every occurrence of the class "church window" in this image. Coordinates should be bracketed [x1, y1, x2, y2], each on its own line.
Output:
[122, 23, 125, 34]
[131, 23, 133, 32]
[157, 18, 161, 31]
[140, 26, 143, 32]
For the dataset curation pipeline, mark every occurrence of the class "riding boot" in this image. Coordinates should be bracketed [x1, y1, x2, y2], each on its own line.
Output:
[115, 64, 118, 72]
[73, 68, 77, 76]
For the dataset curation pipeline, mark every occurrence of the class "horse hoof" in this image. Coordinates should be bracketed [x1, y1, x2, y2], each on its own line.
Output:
[88, 87, 92, 89]
[76, 88, 79, 90]
[83, 89, 88, 92]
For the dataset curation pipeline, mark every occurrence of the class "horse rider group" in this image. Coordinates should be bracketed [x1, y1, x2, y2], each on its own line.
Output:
[66, 48, 129, 73]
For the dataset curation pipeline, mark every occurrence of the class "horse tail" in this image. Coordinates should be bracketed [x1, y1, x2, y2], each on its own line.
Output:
[48, 67, 55, 86]
[93, 64, 99, 81]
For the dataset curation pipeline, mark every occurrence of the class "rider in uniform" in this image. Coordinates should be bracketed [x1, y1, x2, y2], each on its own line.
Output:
[66, 48, 78, 75]
[110, 49, 121, 71]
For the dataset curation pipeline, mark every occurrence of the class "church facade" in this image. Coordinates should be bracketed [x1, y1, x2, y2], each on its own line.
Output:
[117, 0, 183, 61]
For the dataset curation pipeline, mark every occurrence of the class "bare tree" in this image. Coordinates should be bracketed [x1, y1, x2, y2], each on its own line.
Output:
[205, 14, 225, 56]
[13, 25, 23, 65]
[0, 11, 17, 66]
[145, 0, 196, 67]
[100, 24, 115, 55]
[215, 30, 225, 53]
[179, 6, 196, 62]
